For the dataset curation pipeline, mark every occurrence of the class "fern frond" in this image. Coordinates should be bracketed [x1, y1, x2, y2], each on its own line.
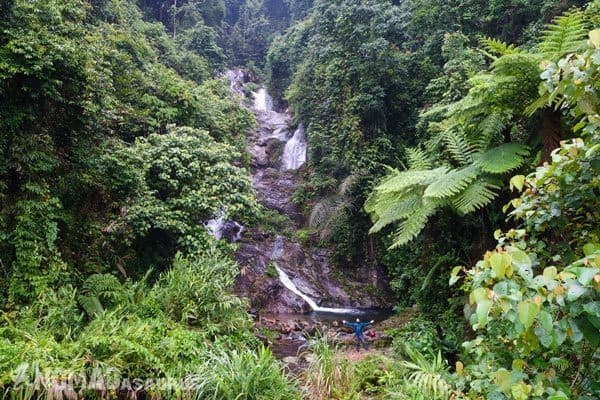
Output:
[83, 274, 122, 299]
[474, 142, 530, 174]
[424, 165, 479, 199]
[405, 147, 432, 170]
[549, 357, 571, 372]
[525, 94, 553, 116]
[480, 37, 522, 58]
[473, 113, 507, 150]
[376, 167, 449, 194]
[441, 129, 476, 165]
[389, 200, 439, 248]
[369, 193, 422, 234]
[539, 10, 588, 59]
[452, 179, 501, 214]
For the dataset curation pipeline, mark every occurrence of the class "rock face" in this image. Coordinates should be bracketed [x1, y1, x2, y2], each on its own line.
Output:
[227, 70, 392, 314]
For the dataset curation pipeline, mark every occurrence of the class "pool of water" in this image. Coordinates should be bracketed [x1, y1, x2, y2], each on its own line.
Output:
[261, 308, 393, 327]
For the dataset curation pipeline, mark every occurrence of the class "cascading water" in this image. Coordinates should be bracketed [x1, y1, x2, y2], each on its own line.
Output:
[282, 124, 307, 170]
[275, 266, 361, 314]
[227, 70, 382, 316]
[205, 214, 226, 240]
[225, 69, 245, 96]
[253, 88, 273, 112]
[205, 211, 244, 243]
[271, 236, 359, 314]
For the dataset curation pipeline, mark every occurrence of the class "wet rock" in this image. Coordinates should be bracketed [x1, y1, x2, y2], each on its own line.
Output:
[282, 356, 299, 365]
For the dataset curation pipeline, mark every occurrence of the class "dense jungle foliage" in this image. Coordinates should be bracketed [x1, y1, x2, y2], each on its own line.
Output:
[1, 0, 599, 399]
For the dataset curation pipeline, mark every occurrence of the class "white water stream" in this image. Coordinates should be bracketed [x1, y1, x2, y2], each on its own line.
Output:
[275, 265, 360, 314]
[253, 88, 273, 112]
[282, 124, 307, 170]
[205, 211, 244, 242]
[271, 236, 359, 314]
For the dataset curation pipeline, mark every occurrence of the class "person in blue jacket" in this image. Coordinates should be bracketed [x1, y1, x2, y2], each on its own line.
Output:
[342, 318, 374, 352]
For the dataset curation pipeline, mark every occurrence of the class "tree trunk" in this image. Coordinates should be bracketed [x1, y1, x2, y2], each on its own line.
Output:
[539, 107, 562, 163]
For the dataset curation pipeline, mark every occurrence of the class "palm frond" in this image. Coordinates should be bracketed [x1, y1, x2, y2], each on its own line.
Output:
[474, 142, 530, 174]
[539, 10, 588, 59]
[399, 346, 451, 400]
[309, 196, 353, 231]
[338, 173, 361, 195]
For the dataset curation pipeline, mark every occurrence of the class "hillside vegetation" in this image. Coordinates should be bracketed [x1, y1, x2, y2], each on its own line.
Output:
[0, 0, 598, 399]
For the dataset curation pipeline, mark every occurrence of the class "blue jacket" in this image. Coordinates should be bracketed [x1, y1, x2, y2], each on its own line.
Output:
[343, 321, 372, 337]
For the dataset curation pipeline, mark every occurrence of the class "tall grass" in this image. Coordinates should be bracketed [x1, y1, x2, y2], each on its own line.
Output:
[301, 336, 365, 400]
[185, 347, 300, 400]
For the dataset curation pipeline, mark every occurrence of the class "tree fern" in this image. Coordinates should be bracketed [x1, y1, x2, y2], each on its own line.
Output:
[539, 10, 588, 59]
[473, 112, 508, 151]
[376, 167, 449, 194]
[474, 142, 530, 174]
[389, 199, 440, 248]
[82, 274, 123, 299]
[441, 129, 476, 165]
[452, 179, 501, 214]
[368, 193, 423, 234]
[406, 147, 432, 170]
[424, 165, 479, 199]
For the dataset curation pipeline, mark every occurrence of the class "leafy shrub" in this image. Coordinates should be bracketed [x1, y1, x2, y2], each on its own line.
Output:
[149, 251, 250, 335]
[390, 316, 442, 357]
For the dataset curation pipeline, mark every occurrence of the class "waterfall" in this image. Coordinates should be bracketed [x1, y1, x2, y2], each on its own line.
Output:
[205, 214, 226, 240]
[275, 266, 360, 314]
[225, 69, 245, 97]
[282, 124, 307, 170]
[271, 236, 360, 314]
[253, 88, 272, 112]
[205, 212, 244, 242]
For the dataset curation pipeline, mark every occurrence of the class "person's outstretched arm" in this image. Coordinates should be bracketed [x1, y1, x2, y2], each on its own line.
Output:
[360, 320, 375, 329]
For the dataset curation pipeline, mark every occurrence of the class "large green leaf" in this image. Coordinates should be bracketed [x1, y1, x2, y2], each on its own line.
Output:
[518, 301, 539, 329]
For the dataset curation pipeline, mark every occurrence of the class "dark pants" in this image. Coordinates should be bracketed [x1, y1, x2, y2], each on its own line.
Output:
[355, 335, 368, 351]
